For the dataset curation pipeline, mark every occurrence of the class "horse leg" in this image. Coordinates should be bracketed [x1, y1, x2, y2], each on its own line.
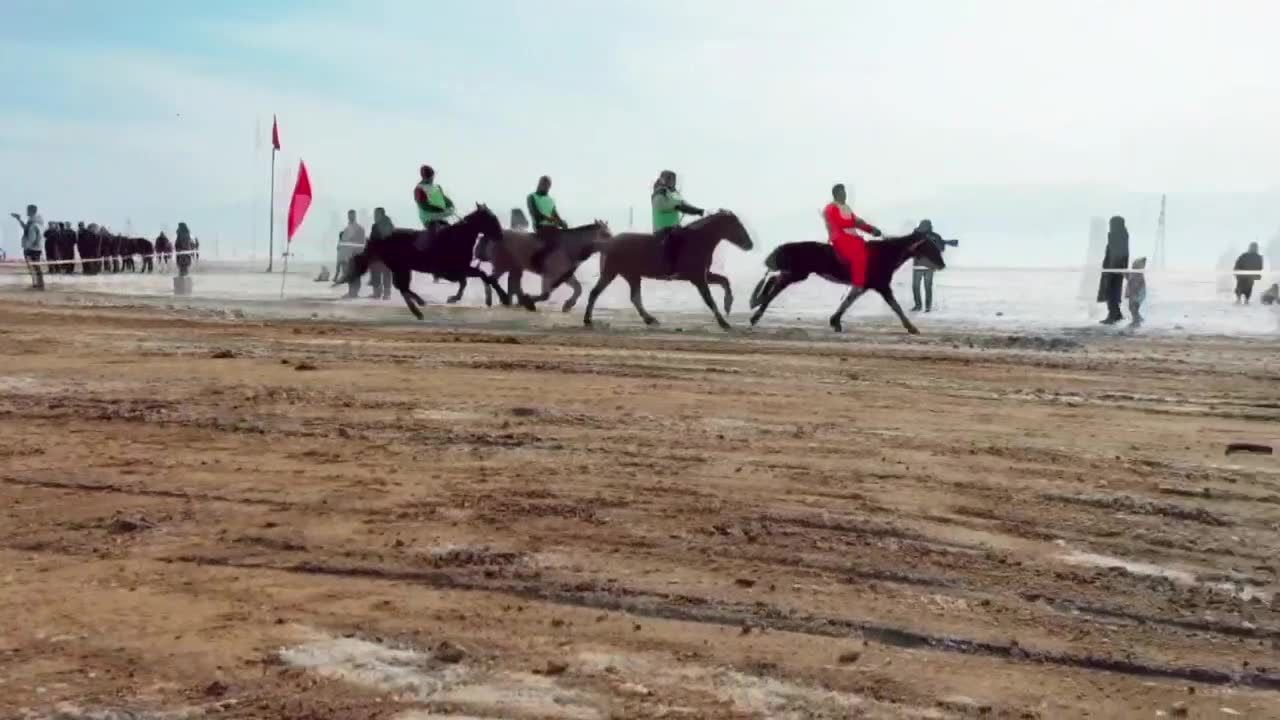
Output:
[561, 275, 582, 313]
[447, 276, 466, 303]
[508, 269, 537, 311]
[627, 276, 659, 326]
[707, 272, 733, 314]
[534, 267, 574, 304]
[694, 280, 731, 331]
[506, 270, 518, 306]
[830, 287, 867, 332]
[470, 266, 510, 307]
[583, 270, 617, 327]
[749, 273, 797, 326]
[878, 287, 920, 335]
[393, 269, 424, 320]
[750, 273, 775, 309]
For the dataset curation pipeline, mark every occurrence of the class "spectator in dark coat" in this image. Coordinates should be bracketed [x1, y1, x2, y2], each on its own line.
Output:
[1233, 242, 1264, 304]
[1097, 216, 1129, 324]
[175, 222, 194, 277]
[909, 219, 959, 313]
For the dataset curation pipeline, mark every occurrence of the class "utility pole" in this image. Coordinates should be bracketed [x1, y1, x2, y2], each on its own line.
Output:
[1153, 194, 1167, 270]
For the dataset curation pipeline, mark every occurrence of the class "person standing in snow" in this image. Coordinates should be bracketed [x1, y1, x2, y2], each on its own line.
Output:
[1233, 242, 1264, 304]
[1097, 216, 1129, 324]
[1125, 257, 1148, 328]
[351, 207, 394, 300]
[910, 219, 959, 312]
[336, 209, 366, 286]
[175, 222, 194, 277]
[10, 204, 45, 289]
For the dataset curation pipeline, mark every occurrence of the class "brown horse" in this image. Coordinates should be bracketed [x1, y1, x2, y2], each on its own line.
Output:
[475, 221, 612, 312]
[583, 210, 753, 331]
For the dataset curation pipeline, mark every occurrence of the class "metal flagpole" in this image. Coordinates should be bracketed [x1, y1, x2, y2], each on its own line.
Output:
[266, 148, 276, 272]
[279, 245, 290, 298]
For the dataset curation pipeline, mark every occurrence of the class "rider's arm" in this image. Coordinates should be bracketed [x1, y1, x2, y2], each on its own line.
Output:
[853, 216, 881, 236]
[676, 201, 704, 216]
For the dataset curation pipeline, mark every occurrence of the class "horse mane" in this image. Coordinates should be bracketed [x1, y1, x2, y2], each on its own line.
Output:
[686, 210, 736, 230]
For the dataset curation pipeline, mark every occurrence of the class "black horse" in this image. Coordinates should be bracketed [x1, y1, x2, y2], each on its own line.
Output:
[749, 231, 945, 334]
[344, 205, 510, 319]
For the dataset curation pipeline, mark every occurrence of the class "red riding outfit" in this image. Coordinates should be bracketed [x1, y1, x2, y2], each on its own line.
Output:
[823, 202, 877, 288]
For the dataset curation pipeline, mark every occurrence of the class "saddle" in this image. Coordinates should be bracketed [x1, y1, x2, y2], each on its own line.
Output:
[415, 220, 451, 252]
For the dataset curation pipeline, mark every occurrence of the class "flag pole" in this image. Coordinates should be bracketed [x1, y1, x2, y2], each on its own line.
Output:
[266, 147, 276, 273]
[279, 246, 290, 298]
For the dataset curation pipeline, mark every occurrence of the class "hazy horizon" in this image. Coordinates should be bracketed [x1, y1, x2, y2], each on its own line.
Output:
[4, 0, 1278, 269]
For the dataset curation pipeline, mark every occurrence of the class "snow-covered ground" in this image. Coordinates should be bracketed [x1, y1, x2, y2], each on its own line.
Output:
[2, 255, 1277, 336]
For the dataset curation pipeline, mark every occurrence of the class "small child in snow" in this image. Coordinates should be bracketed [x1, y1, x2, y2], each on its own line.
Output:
[1125, 257, 1147, 328]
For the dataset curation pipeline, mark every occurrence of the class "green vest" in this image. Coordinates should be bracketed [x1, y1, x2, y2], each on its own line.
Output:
[530, 192, 558, 227]
[652, 188, 683, 232]
[416, 182, 448, 225]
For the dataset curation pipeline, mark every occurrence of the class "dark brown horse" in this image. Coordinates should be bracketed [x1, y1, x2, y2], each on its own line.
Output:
[344, 205, 509, 319]
[475, 221, 612, 312]
[582, 210, 753, 331]
[748, 231, 945, 334]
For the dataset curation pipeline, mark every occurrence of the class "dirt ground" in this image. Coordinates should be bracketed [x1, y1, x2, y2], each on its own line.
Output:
[0, 293, 1277, 720]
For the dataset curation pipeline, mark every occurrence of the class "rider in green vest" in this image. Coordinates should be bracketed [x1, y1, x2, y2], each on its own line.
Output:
[652, 170, 704, 276]
[414, 165, 454, 249]
[526, 175, 568, 270]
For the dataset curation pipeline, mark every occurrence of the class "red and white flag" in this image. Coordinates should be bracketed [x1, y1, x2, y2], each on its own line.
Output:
[271, 115, 281, 151]
[287, 160, 311, 241]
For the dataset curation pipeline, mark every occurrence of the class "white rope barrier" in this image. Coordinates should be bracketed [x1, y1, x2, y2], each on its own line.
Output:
[0, 248, 201, 270]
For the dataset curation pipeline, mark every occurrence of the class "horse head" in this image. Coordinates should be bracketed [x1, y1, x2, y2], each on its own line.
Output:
[461, 203, 503, 242]
[904, 230, 945, 271]
[708, 210, 753, 251]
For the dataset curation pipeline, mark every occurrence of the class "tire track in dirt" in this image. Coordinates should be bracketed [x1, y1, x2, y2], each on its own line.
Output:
[144, 551, 1280, 692]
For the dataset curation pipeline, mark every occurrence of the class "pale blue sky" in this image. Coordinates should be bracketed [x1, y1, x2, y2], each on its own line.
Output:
[3, 0, 1278, 266]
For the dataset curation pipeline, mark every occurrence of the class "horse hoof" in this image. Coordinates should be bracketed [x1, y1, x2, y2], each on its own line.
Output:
[907, 327, 921, 335]
[560, 303, 575, 313]
[446, 297, 460, 305]
[644, 317, 659, 326]
[829, 321, 843, 333]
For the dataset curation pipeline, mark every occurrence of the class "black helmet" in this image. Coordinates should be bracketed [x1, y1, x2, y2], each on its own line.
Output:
[420, 164, 435, 181]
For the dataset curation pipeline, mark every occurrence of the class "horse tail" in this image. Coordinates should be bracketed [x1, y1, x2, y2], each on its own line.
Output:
[750, 271, 776, 309]
[341, 248, 372, 285]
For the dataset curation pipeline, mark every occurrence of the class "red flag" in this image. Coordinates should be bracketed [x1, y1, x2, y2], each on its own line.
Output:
[271, 115, 281, 151]
[286, 160, 311, 242]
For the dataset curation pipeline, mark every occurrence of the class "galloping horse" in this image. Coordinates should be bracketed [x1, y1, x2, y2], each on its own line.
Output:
[748, 231, 945, 334]
[344, 205, 510, 319]
[583, 210, 753, 331]
[475, 221, 612, 312]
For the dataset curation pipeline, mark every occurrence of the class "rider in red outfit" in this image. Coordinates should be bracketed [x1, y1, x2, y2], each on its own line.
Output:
[823, 183, 882, 288]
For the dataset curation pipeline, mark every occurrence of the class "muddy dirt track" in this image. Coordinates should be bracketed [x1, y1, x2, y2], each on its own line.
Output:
[0, 294, 1277, 719]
